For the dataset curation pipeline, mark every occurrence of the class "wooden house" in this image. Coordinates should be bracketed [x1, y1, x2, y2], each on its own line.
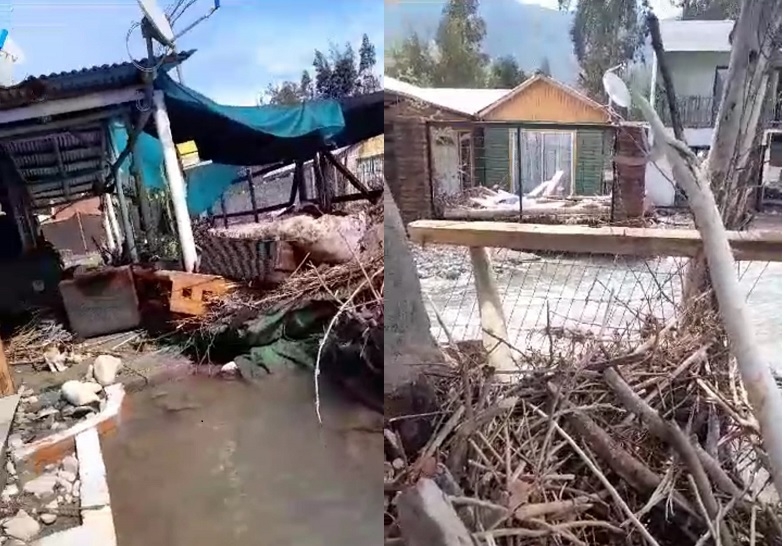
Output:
[384, 74, 614, 222]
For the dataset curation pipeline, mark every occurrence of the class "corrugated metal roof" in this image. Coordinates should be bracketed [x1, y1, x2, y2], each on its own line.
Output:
[0, 50, 194, 110]
[5, 128, 105, 209]
[384, 76, 509, 116]
[660, 20, 734, 53]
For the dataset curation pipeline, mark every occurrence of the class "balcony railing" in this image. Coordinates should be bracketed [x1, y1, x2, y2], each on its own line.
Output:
[655, 91, 716, 129]
[655, 89, 782, 129]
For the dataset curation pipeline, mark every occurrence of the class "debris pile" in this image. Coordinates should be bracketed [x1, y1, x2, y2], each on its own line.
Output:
[1, 452, 81, 542]
[439, 185, 612, 223]
[179, 202, 384, 411]
[384, 309, 781, 545]
[9, 355, 123, 446]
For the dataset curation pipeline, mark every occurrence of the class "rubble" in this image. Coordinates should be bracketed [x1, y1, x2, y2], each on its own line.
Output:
[91, 355, 122, 386]
[0, 450, 82, 543]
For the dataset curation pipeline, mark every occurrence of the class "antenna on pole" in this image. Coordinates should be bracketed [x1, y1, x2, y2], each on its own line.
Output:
[133, 0, 221, 85]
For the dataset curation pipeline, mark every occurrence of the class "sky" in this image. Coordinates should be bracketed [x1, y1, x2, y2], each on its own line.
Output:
[0, 0, 384, 106]
[519, 0, 682, 18]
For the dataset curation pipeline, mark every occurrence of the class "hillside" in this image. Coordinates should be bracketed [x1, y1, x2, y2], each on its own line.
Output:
[384, 0, 580, 83]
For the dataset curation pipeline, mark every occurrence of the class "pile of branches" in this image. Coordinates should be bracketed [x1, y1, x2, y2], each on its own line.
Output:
[384, 311, 781, 545]
[177, 247, 383, 334]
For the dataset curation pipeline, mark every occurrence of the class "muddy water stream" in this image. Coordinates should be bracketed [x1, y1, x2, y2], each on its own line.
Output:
[102, 370, 382, 546]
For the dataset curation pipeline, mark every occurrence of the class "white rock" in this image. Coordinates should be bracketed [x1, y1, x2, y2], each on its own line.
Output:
[7, 434, 23, 450]
[61, 454, 79, 475]
[45, 500, 59, 511]
[57, 470, 77, 483]
[3, 510, 40, 541]
[220, 361, 238, 373]
[56, 478, 72, 495]
[1, 483, 19, 500]
[40, 513, 57, 525]
[73, 480, 81, 496]
[6, 460, 16, 476]
[37, 406, 59, 419]
[61, 380, 101, 406]
[92, 355, 122, 386]
[24, 395, 39, 405]
[83, 382, 104, 395]
[8, 540, 27, 546]
[44, 464, 56, 473]
[22, 474, 59, 499]
[16, 385, 31, 397]
[65, 493, 73, 504]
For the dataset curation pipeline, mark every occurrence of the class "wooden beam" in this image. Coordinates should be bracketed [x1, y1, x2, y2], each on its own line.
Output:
[0, 338, 14, 397]
[0, 87, 144, 126]
[408, 220, 783, 262]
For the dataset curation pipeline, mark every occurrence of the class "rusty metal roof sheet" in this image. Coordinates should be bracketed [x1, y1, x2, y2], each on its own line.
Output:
[0, 50, 195, 110]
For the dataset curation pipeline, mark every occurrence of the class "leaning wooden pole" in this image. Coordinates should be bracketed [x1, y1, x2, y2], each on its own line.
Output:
[637, 94, 782, 497]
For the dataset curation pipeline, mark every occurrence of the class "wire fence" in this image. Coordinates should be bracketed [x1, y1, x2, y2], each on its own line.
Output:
[209, 149, 384, 227]
[414, 244, 782, 368]
[424, 121, 616, 218]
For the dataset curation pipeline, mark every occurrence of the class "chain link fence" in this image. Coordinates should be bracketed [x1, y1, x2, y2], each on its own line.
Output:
[413, 244, 781, 368]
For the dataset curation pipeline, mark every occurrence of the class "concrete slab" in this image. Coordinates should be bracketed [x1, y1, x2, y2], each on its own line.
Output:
[75, 428, 110, 509]
[0, 394, 21, 449]
[0, 394, 21, 488]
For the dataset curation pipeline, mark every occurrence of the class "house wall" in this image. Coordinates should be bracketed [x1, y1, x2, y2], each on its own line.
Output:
[645, 158, 678, 206]
[483, 79, 609, 124]
[384, 94, 470, 223]
[664, 51, 730, 97]
[481, 79, 610, 195]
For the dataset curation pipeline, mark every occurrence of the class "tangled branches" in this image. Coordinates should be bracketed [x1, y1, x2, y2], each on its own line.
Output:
[384, 308, 781, 545]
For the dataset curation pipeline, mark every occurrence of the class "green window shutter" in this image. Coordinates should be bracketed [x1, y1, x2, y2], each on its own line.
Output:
[481, 127, 511, 189]
[574, 130, 606, 196]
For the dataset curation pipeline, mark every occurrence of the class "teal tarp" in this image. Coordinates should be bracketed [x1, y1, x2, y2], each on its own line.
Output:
[109, 123, 239, 216]
[108, 74, 351, 216]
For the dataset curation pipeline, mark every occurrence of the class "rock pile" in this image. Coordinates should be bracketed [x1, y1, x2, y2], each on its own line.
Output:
[10, 355, 123, 445]
[1, 454, 81, 543]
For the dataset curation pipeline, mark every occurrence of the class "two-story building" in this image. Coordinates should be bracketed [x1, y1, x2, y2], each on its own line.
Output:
[647, 19, 782, 206]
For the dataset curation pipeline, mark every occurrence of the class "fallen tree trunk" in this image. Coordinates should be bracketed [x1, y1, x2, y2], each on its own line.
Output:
[636, 93, 783, 498]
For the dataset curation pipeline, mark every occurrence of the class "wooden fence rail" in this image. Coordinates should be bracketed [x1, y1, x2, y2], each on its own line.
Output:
[408, 221, 782, 262]
[408, 220, 781, 374]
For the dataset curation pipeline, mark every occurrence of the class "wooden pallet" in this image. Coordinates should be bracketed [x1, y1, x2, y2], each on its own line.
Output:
[159, 270, 233, 316]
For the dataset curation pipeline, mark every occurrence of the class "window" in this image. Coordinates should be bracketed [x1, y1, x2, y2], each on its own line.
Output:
[457, 130, 474, 189]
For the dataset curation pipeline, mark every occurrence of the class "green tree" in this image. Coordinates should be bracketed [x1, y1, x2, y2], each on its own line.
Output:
[559, 0, 646, 100]
[432, 0, 489, 87]
[357, 34, 380, 93]
[537, 57, 552, 77]
[489, 55, 527, 88]
[676, 0, 740, 20]
[263, 81, 302, 105]
[385, 32, 436, 86]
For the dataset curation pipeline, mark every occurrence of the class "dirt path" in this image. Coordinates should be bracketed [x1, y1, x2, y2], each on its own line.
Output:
[101, 369, 382, 546]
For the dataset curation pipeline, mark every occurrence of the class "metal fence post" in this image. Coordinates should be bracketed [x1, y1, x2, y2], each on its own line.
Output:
[517, 127, 523, 223]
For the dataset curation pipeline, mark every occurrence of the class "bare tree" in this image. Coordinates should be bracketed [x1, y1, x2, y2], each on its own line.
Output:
[639, 0, 783, 495]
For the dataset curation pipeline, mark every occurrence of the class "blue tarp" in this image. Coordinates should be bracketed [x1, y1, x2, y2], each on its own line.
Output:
[110, 122, 241, 216]
[110, 73, 383, 216]
[146, 72, 348, 166]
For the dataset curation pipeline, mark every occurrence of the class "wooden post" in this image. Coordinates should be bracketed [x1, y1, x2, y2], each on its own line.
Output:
[0, 338, 15, 397]
[247, 170, 260, 222]
[152, 90, 198, 273]
[469, 247, 515, 375]
[220, 195, 228, 228]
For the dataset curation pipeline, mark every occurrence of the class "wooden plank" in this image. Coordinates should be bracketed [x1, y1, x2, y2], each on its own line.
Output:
[0, 338, 14, 396]
[157, 270, 233, 316]
[408, 220, 783, 262]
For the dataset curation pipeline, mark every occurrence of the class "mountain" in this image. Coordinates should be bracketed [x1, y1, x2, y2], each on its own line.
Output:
[384, 0, 580, 83]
